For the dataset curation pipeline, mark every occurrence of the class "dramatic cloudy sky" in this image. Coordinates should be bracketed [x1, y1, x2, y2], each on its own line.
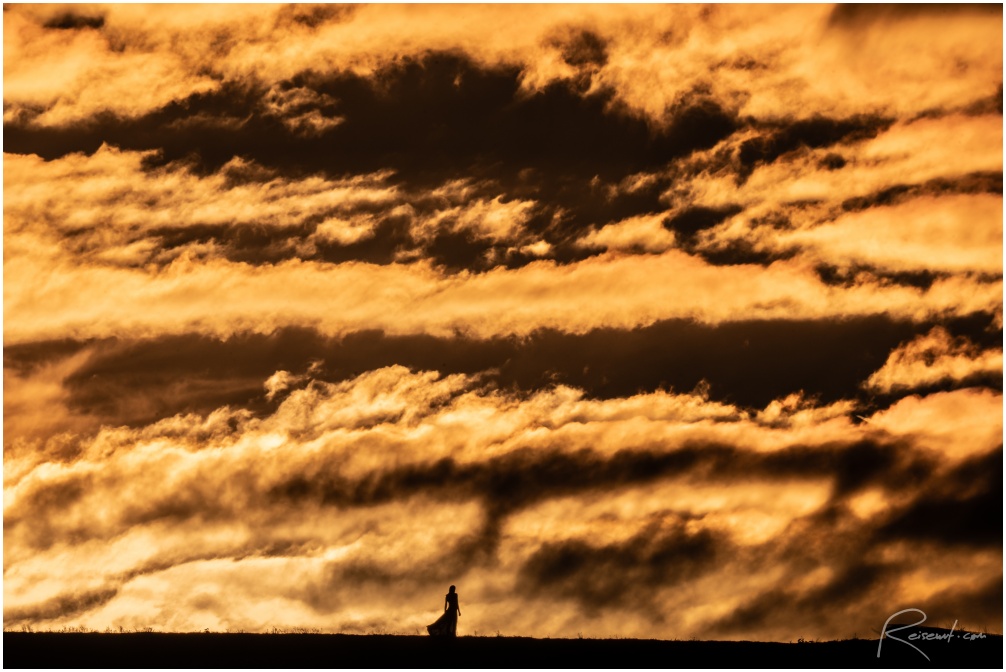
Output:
[4, 4, 1003, 640]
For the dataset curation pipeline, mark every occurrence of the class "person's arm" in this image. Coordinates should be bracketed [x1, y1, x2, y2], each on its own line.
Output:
[444, 599, 449, 612]
[457, 599, 461, 617]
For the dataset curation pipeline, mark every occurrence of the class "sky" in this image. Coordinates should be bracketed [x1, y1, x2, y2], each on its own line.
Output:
[3, 3, 1003, 641]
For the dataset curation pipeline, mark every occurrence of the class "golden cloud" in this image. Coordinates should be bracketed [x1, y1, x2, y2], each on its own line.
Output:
[865, 327, 1003, 393]
[6, 244, 1002, 345]
[4, 366, 1000, 636]
[6, 5, 1000, 127]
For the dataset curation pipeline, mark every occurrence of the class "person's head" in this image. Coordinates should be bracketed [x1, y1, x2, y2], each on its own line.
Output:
[448, 585, 456, 593]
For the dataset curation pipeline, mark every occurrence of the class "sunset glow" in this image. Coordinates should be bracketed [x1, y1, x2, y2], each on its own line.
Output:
[4, 3, 1002, 641]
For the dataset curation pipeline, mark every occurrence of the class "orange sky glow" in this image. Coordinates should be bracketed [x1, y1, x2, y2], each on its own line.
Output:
[3, 3, 1002, 641]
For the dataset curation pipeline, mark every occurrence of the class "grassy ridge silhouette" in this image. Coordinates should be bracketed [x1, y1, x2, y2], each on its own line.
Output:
[5, 626, 1001, 668]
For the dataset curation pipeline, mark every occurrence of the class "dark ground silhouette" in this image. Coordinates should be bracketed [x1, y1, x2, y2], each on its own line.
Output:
[4, 627, 1001, 668]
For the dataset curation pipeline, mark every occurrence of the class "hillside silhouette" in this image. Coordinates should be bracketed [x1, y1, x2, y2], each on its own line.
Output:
[4, 626, 1001, 668]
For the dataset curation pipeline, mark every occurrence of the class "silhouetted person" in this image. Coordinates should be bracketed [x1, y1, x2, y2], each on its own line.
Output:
[426, 585, 460, 637]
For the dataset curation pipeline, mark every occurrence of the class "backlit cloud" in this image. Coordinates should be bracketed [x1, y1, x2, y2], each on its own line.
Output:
[4, 368, 1000, 637]
[4, 3, 1000, 641]
[865, 328, 1004, 394]
[6, 248, 1002, 345]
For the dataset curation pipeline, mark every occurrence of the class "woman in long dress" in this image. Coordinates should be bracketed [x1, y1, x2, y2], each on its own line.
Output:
[426, 585, 460, 636]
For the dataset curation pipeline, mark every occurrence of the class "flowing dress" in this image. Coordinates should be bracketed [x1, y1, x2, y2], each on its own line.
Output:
[426, 592, 459, 636]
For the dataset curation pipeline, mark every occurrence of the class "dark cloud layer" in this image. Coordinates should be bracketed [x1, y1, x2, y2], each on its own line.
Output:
[5, 51, 747, 271]
[11, 416, 997, 627]
[663, 205, 744, 246]
[7, 313, 997, 431]
[519, 520, 723, 614]
[3, 587, 119, 624]
[737, 115, 892, 179]
[828, 3, 1002, 28]
[4, 52, 733, 189]
[133, 172, 666, 271]
[268, 437, 987, 578]
[813, 265, 947, 291]
[710, 449, 1003, 638]
[840, 171, 1003, 213]
[710, 561, 897, 637]
[877, 447, 1003, 548]
[8, 50, 994, 275]
[9, 435, 941, 554]
[273, 4, 356, 30]
[41, 12, 106, 30]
